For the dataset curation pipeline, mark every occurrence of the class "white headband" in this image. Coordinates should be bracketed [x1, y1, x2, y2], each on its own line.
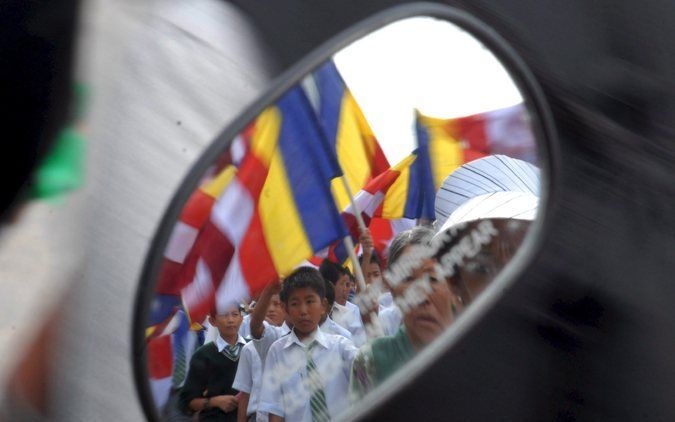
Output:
[437, 190, 538, 236]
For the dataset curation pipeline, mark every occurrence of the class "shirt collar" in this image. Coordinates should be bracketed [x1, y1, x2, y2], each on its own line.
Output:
[283, 326, 328, 350]
[332, 302, 348, 314]
[322, 316, 337, 329]
[215, 334, 246, 353]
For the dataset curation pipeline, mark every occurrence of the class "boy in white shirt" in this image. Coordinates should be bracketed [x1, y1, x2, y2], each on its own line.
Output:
[233, 292, 288, 422]
[319, 260, 366, 346]
[233, 342, 265, 422]
[320, 279, 352, 340]
[258, 267, 357, 422]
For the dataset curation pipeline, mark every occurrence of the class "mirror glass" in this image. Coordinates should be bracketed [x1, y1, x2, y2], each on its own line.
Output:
[142, 16, 542, 421]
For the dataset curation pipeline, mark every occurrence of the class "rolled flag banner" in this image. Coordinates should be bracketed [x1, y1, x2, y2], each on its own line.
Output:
[434, 154, 540, 229]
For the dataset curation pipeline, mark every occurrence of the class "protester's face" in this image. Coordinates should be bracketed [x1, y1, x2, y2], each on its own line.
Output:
[285, 287, 325, 338]
[334, 274, 352, 304]
[365, 261, 382, 285]
[455, 219, 531, 304]
[265, 294, 286, 327]
[209, 308, 243, 339]
[391, 247, 457, 349]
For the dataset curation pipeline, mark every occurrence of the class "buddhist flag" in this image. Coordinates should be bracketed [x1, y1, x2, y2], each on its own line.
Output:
[310, 60, 390, 210]
[180, 86, 348, 325]
[416, 110, 467, 192]
[145, 294, 182, 339]
[324, 151, 434, 264]
[415, 103, 536, 191]
[147, 335, 173, 410]
[154, 164, 238, 297]
[372, 149, 436, 221]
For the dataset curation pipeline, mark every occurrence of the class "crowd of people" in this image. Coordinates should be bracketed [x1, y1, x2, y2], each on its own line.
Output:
[156, 153, 540, 422]
[161, 202, 532, 422]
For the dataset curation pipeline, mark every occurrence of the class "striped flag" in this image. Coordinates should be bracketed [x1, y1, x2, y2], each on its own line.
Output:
[322, 152, 432, 264]
[146, 310, 205, 411]
[415, 103, 536, 191]
[145, 294, 182, 339]
[413, 119, 440, 221]
[155, 164, 239, 296]
[147, 334, 173, 410]
[180, 86, 348, 325]
[307, 60, 390, 210]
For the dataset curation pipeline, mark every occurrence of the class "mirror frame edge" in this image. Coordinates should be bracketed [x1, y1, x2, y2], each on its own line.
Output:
[130, 2, 560, 421]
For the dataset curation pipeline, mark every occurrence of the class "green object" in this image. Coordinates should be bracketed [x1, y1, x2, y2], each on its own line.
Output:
[29, 127, 85, 200]
[29, 82, 88, 201]
[370, 326, 416, 384]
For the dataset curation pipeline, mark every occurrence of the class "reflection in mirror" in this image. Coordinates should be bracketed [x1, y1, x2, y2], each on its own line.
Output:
[142, 16, 542, 421]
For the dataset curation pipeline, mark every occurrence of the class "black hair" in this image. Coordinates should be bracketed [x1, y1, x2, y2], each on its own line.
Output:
[358, 251, 381, 267]
[280, 266, 326, 303]
[209, 303, 245, 318]
[319, 259, 342, 285]
[340, 266, 352, 278]
[323, 278, 335, 307]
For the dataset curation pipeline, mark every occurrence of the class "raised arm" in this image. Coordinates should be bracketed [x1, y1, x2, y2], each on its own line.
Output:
[359, 228, 374, 288]
[250, 279, 281, 339]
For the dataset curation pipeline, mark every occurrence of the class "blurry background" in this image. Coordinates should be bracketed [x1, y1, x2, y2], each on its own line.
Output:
[0, 0, 275, 419]
[3, 0, 675, 421]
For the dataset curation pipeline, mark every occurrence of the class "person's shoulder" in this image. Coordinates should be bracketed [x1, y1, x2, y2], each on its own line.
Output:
[371, 328, 412, 359]
[329, 320, 352, 339]
[193, 341, 217, 355]
[325, 331, 356, 351]
[371, 332, 401, 350]
[240, 340, 257, 359]
[345, 301, 360, 312]
[242, 339, 257, 351]
[188, 341, 218, 364]
[267, 333, 291, 354]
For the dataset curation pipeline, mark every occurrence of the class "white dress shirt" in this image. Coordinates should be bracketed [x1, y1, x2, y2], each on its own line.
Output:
[252, 321, 291, 365]
[331, 301, 367, 346]
[320, 316, 352, 340]
[239, 313, 252, 339]
[378, 291, 394, 310]
[215, 333, 247, 352]
[378, 305, 403, 337]
[258, 327, 358, 421]
[232, 341, 268, 422]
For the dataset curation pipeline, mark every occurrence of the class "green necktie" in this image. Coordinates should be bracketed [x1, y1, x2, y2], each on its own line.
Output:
[306, 341, 330, 422]
[222, 341, 242, 361]
[171, 338, 186, 388]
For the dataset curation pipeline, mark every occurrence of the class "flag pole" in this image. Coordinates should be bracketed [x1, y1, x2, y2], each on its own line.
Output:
[342, 235, 367, 292]
[339, 175, 367, 232]
[338, 175, 368, 293]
